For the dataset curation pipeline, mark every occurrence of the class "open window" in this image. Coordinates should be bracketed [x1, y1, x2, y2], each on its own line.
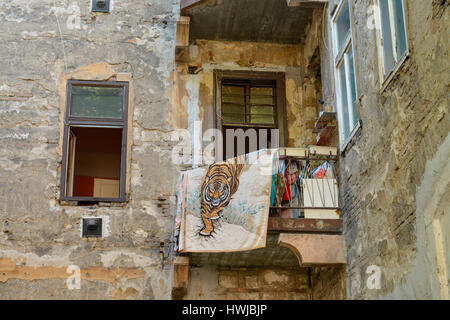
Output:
[60, 80, 129, 203]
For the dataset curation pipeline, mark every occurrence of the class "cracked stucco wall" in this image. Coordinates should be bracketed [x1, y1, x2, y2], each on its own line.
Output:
[0, 0, 183, 299]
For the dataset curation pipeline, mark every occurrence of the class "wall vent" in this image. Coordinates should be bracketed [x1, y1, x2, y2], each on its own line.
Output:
[92, 0, 110, 13]
[82, 218, 102, 238]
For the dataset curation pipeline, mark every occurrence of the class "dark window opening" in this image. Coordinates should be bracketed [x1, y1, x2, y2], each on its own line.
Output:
[68, 127, 122, 198]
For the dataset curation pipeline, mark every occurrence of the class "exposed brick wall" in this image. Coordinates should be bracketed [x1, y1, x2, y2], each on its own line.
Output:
[217, 267, 312, 300]
[311, 266, 346, 300]
[188, 265, 347, 300]
[188, 266, 312, 300]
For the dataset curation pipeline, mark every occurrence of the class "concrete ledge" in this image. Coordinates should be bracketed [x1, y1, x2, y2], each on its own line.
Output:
[278, 233, 347, 266]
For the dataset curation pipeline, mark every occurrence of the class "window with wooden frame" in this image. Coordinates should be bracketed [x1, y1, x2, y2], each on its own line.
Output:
[331, 0, 360, 149]
[375, 0, 409, 87]
[214, 71, 287, 160]
[60, 80, 129, 202]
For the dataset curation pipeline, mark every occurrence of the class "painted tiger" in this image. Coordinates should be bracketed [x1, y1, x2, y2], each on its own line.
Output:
[199, 158, 245, 236]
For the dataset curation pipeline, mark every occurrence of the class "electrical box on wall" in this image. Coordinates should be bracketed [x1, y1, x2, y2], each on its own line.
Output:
[91, 0, 110, 13]
[82, 218, 102, 238]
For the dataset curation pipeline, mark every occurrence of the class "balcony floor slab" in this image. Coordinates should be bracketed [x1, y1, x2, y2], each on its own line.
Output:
[278, 233, 347, 266]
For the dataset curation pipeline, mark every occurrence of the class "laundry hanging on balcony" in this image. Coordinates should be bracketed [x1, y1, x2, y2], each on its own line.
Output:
[175, 149, 278, 253]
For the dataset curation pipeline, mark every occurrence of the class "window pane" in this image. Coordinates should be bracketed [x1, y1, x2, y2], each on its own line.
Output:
[222, 85, 245, 104]
[338, 63, 350, 141]
[250, 105, 275, 125]
[222, 106, 246, 124]
[347, 47, 359, 130]
[392, 0, 407, 60]
[380, 0, 395, 78]
[222, 85, 245, 124]
[250, 87, 275, 124]
[71, 86, 123, 119]
[347, 49, 357, 104]
[251, 106, 274, 116]
[250, 115, 274, 125]
[335, 1, 351, 53]
[250, 87, 274, 105]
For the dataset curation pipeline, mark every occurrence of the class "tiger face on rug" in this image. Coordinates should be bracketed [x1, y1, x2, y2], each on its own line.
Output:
[199, 159, 245, 236]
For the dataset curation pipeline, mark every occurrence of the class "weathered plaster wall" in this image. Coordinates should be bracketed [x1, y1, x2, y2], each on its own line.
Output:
[321, 0, 449, 299]
[0, 0, 182, 299]
[174, 37, 323, 150]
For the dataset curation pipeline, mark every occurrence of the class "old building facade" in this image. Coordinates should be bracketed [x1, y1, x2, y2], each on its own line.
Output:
[0, 0, 448, 300]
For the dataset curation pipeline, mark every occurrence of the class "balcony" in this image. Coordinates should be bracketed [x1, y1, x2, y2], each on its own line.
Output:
[178, 146, 345, 265]
[173, 146, 346, 299]
[268, 146, 342, 235]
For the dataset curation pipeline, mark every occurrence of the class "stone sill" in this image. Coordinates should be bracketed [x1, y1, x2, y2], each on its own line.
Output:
[340, 120, 362, 156]
[380, 51, 410, 94]
[59, 200, 128, 208]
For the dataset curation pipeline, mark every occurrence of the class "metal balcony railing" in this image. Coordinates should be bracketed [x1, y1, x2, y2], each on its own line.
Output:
[268, 147, 342, 234]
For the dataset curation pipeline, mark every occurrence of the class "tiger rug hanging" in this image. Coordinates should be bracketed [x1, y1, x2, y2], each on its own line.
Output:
[199, 160, 245, 236]
[176, 149, 278, 253]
